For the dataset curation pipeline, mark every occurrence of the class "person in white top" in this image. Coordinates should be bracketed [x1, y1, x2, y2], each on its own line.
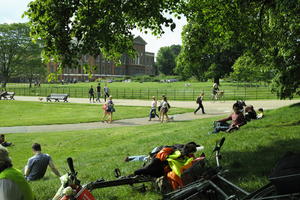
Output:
[149, 96, 159, 121]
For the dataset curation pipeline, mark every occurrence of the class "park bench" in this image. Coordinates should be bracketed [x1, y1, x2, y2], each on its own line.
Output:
[46, 93, 69, 102]
[0, 91, 15, 100]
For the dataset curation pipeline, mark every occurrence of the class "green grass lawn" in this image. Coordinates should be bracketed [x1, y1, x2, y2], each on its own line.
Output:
[0, 101, 193, 127]
[5, 103, 300, 200]
[6, 81, 286, 100]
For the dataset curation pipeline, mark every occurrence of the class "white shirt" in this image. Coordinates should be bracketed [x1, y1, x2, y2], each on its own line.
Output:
[151, 100, 157, 109]
[161, 101, 168, 108]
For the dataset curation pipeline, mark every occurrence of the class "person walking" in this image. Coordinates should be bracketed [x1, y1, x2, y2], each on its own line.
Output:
[89, 85, 95, 103]
[149, 96, 159, 121]
[159, 96, 170, 123]
[96, 83, 101, 102]
[194, 92, 205, 114]
[24, 143, 61, 181]
[0, 146, 35, 200]
[103, 84, 110, 102]
[102, 96, 115, 123]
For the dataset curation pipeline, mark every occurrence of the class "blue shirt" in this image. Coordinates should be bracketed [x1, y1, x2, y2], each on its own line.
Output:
[26, 153, 51, 181]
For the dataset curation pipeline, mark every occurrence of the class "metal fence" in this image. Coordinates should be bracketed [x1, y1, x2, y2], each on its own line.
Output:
[4, 85, 285, 101]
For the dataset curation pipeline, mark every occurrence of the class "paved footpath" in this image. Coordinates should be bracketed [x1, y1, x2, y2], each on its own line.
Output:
[1, 96, 298, 134]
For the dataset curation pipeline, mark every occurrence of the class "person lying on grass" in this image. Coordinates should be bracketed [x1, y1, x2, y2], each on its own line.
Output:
[212, 102, 246, 134]
[126, 142, 204, 191]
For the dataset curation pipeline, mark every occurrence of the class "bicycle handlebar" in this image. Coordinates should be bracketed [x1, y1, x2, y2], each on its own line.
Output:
[67, 157, 76, 174]
[213, 137, 225, 153]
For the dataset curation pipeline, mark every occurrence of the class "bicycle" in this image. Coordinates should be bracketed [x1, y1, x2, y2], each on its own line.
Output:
[211, 90, 225, 102]
[53, 158, 154, 200]
[164, 137, 300, 200]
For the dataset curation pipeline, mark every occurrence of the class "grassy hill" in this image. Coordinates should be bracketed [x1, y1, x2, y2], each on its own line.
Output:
[5, 103, 300, 199]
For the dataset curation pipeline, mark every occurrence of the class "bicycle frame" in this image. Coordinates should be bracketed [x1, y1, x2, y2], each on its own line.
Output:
[53, 158, 154, 200]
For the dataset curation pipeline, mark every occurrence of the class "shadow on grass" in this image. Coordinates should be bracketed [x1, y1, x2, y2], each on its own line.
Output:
[289, 102, 300, 108]
[223, 138, 300, 190]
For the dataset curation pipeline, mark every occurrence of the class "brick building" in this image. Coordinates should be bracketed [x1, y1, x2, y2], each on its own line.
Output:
[47, 36, 155, 82]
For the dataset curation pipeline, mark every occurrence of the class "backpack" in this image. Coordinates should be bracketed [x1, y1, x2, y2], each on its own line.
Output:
[196, 97, 201, 104]
[269, 152, 300, 194]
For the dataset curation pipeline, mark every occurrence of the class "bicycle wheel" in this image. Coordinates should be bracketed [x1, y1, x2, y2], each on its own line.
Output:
[163, 179, 227, 200]
[244, 184, 277, 199]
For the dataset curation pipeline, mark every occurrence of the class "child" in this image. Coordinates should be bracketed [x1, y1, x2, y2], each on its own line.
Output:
[0, 134, 12, 147]
[257, 108, 264, 119]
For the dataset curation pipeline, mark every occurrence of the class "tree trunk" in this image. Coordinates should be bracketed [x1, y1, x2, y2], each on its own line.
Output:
[29, 74, 33, 88]
[214, 77, 220, 85]
[1, 73, 8, 88]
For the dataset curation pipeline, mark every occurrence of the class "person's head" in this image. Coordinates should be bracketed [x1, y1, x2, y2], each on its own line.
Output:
[245, 105, 254, 112]
[90, 85, 93, 88]
[152, 96, 156, 100]
[32, 143, 41, 152]
[98, 83, 100, 86]
[109, 95, 112, 100]
[233, 103, 241, 113]
[182, 142, 199, 155]
[163, 96, 167, 101]
[0, 134, 4, 143]
[258, 108, 264, 113]
[200, 92, 204, 96]
[0, 145, 12, 171]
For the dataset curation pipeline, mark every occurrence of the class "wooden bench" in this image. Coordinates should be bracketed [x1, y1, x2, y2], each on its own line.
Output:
[0, 91, 15, 100]
[46, 93, 69, 102]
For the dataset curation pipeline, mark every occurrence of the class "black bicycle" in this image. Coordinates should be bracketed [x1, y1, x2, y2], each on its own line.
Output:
[53, 158, 154, 200]
[164, 137, 300, 200]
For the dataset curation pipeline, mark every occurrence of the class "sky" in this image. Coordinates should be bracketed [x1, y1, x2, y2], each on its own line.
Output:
[0, 0, 186, 56]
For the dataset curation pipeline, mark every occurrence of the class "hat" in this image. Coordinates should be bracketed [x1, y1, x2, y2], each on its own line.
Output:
[0, 145, 11, 167]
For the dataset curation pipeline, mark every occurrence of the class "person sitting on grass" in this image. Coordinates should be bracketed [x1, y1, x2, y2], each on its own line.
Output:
[0, 145, 34, 200]
[0, 134, 12, 147]
[256, 108, 264, 119]
[244, 105, 257, 122]
[24, 143, 61, 181]
[212, 102, 246, 134]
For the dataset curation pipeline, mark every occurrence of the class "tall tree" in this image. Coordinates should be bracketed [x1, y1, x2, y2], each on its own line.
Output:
[176, 19, 243, 83]
[156, 45, 181, 75]
[178, 0, 300, 99]
[0, 23, 32, 87]
[12, 41, 46, 88]
[24, 0, 184, 71]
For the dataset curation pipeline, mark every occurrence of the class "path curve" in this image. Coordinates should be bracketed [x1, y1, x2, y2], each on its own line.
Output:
[0, 96, 298, 134]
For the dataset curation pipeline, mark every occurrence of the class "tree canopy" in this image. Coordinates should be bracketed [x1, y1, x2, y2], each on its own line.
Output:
[156, 45, 181, 75]
[178, 0, 300, 98]
[24, 0, 300, 98]
[24, 0, 184, 69]
[0, 23, 32, 87]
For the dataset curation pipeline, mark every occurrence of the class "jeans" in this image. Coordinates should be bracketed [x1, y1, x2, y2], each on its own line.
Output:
[149, 108, 159, 119]
[96, 92, 101, 102]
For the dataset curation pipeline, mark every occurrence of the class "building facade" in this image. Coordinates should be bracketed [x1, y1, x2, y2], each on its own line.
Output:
[47, 36, 155, 82]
